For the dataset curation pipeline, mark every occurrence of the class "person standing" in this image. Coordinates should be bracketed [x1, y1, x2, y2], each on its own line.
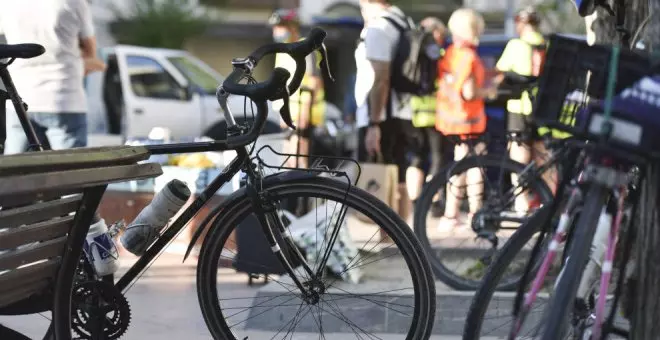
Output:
[1, 0, 105, 154]
[495, 6, 549, 211]
[356, 0, 416, 220]
[436, 8, 497, 230]
[407, 17, 449, 216]
[269, 8, 325, 169]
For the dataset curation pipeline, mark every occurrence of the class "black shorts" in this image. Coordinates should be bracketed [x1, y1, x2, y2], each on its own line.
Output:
[409, 127, 448, 177]
[357, 119, 416, 184]
[507, 111, 535, 142]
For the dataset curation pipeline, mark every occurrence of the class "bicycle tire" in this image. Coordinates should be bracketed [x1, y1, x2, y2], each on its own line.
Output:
[462, 204, 554, 339]
[540, 184, 608, 340]
[196, 173, 436, 340]
[414, 154, 554, 290]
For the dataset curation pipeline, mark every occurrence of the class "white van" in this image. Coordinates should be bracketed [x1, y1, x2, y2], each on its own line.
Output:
[85, 45, 282, 145]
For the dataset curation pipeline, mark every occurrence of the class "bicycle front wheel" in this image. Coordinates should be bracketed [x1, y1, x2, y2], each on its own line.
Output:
[196, 174, 436, 340]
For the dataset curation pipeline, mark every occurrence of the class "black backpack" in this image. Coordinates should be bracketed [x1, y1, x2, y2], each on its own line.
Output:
[382, 14, 439, 97]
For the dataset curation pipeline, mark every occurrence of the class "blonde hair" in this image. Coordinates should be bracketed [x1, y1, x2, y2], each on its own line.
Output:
[448, 8, 485, 45]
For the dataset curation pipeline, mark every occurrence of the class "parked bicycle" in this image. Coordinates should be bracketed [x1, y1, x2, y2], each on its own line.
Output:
[463, 1, 657, 337]
[413, 73, 557, 291]
[1, 28, 436, 340]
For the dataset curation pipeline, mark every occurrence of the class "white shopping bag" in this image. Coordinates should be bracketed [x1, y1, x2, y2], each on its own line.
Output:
[283, 202, 363, 284]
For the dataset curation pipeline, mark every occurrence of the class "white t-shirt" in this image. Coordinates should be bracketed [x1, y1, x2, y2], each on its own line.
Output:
[0, 0, 95, 113]
[354, 6, 413, 129]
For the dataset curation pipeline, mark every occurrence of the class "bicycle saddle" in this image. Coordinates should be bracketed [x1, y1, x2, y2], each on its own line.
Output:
[0, 43, 45, 60]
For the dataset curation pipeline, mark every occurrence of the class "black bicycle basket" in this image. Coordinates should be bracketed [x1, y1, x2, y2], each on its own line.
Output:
[532, 34, 656, 140]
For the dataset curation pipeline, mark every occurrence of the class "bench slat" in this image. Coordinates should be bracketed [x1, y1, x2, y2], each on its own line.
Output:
[0, 195, 81, 228]
[0, 279, 50, 309]
[0, 259, 59, 293]
[0, 146, 151, 176]
[0, 215, 74, 249]
[0, 237, 66, 271]
[2, 189, 83, 210]
[0, 163, 162, 201]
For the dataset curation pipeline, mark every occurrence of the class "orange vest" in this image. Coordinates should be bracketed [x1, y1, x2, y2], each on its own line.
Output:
[435, 44, 487, 137]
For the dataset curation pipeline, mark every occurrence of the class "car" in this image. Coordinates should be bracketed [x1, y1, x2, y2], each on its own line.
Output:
[85, 45, 282, 145]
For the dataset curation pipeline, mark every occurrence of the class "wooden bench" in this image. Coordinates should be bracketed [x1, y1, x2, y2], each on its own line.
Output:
[0, 146, 162, 340]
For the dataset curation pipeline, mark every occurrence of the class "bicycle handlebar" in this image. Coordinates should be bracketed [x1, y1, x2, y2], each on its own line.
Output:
[219, 27, 330, 148]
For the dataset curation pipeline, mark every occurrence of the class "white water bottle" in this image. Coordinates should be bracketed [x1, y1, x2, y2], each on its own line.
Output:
[84, 218, 120, 276]
[120, 179, 191, 256]
[576, 207, 612, 299]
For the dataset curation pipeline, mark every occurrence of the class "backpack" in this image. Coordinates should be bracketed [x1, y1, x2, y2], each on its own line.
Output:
[382, 13, 440, 97]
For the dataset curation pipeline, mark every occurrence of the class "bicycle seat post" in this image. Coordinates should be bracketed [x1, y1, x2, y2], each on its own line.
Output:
[0, 64, 44, 152]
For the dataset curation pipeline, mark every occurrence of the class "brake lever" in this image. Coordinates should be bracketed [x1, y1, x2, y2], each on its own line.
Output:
[319, 42, 334, 82]
[279, 86, 297, 130]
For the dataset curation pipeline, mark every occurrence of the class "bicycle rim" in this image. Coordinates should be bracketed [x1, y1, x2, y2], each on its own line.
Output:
[196, 175, 435, 340]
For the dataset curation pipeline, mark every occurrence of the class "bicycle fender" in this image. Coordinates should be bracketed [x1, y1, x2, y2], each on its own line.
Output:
[182, 170, 318, 262]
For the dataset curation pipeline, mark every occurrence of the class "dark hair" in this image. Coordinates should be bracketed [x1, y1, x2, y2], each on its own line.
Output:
[515, 7, 541, 26]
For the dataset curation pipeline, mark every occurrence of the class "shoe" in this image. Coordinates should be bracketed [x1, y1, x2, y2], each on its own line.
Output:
[437, 216, 461, 233]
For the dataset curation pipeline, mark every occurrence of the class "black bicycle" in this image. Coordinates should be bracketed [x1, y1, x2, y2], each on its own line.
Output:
[0, 28, 436, 339]
[413, 74, 556, 291]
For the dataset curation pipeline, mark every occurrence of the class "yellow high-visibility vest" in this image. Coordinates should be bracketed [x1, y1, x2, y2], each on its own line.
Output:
[496, 31, 545, 116]
[411, 95, 436, 128]
[274, 47, 325, 126]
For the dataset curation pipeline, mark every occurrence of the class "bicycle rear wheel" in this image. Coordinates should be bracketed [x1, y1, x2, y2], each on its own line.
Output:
[414, 154, 553, 290]
[196, 174, 436, 340]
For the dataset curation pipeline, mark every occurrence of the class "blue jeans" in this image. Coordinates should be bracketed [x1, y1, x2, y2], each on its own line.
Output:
[4, 111, 87, 154]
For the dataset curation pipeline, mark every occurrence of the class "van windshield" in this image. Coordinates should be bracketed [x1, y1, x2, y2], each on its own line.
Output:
[168, 56, 221, 95]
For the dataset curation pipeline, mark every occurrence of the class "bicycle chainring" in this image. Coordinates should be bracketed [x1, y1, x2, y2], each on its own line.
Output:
[71, 280, 131, 340]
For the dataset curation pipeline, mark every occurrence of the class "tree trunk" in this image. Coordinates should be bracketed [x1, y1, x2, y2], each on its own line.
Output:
[589, 1, 660, 338]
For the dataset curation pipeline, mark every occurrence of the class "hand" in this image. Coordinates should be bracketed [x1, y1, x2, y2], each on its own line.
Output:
[84, 57, 106, 75]
[493, 73, 505, 85]
[485, 86, 498, 100]
[364, 125, 381, 156]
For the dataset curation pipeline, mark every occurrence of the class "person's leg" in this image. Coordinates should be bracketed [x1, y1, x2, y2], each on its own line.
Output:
[466, 141, 487, 216]
[532, 139, 557, 195]
[405, 126, 428, 202]
[395, 120, 415, 221]
[378, 119, 410, 220]
[36, 112, 88, 150]
[356, 126, 368, 162]
[3, 108, 42, 154]
[507, 112, 533, 212]
[427, 128, 446, 215]
[440, 141, 469, 229]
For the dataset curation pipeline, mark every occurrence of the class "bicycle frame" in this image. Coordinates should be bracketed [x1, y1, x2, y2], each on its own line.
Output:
[0, 60, 321, 296]
[508, 151, 636, 339]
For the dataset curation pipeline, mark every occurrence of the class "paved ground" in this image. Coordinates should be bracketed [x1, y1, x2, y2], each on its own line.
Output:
[0, 214, 528, 339]
[1, 253, 489, 339]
